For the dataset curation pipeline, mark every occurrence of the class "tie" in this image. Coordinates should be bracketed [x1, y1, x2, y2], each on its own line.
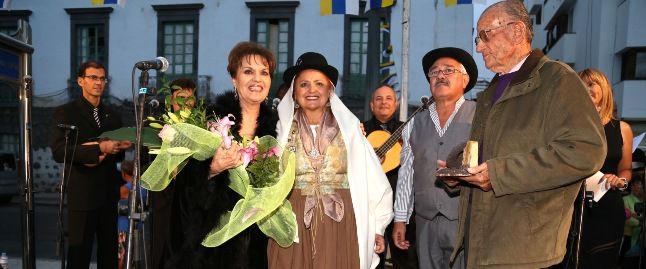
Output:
[93, 107, 101, 128]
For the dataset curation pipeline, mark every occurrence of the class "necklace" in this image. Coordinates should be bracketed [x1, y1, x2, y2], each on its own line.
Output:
[308, 148, 320, 158]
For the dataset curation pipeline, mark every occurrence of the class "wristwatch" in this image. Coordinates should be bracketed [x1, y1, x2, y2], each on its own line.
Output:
[618, 177, 628, 191]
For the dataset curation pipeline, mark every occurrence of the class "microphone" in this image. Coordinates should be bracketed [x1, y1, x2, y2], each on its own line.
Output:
[420, 96, 429, 105]
[135, 57, 169, 72]
[57, 124, 77, 130]
[420, 96, 433, 109]
[272, 98, 281, 110]
[148, 99, 160, 109]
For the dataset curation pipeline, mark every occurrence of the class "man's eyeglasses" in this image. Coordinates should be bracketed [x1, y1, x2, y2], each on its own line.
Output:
[427, 67, 466, 78]
[474, 22, 517, 46]
[83, 75, 109, 83]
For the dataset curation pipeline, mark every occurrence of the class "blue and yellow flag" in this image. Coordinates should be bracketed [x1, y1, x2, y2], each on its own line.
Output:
[445, 0, 472, 7]
[91, 0, 126, 6]
[321, 0, 359, 16]
[366, 0, 395, 11]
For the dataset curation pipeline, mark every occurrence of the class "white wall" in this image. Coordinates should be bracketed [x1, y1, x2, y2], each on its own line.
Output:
[391, 1, 478, 105]
[12, 0, 256, 100]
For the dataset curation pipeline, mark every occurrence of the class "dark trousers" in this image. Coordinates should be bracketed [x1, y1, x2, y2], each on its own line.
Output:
[67, 203, 118, 269]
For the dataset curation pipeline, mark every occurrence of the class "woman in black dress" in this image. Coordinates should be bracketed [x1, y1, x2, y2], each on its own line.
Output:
[578, 68, 633, 269]
[166, 41, 278, 269]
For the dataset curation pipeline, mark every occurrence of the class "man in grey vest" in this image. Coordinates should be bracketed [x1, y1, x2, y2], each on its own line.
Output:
[392, 47, 477, 269]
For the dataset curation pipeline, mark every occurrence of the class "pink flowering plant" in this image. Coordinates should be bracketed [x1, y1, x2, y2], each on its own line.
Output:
[141, 112, 297, 249]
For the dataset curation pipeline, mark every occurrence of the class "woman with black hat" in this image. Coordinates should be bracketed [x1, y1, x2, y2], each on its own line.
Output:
[269, 52, 393, 269]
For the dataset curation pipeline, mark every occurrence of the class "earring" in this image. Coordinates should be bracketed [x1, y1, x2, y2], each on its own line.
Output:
[233, 87, 238, 99]
[295, 103, 300, 109]
[326, 102, 331, 107]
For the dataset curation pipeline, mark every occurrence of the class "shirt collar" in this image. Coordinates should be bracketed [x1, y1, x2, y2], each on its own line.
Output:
[500, 54, 529, 75]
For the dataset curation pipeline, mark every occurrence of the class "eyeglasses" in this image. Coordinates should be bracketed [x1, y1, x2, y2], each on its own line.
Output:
[83, 75, 109, 83]
[427, 67, 466, 78]
[474, 22, 517, 46]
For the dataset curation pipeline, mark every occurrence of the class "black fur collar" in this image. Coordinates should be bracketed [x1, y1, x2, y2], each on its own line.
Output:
[209, 91, 278, 138]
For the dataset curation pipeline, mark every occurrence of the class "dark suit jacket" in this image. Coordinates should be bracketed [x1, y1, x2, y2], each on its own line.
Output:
[50, 97, 124, 211]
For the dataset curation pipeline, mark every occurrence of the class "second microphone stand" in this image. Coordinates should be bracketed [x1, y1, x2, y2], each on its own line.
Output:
[125, 69, 151, 269]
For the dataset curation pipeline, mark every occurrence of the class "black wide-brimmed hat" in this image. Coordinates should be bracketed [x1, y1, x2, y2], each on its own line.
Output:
[422, 47, 478, 93]
[283, 52, 339, 87]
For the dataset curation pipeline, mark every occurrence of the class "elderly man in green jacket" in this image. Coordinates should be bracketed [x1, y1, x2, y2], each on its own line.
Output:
[441, 1, 606, 268]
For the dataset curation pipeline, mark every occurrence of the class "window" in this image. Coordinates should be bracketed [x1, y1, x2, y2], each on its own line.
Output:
[622, 47, 646, 80]
[545, 9, 571, 51]
[247, 1, 298, 98]
[153, 4, 203, 82]
[65, 7, 112, 99]
[0, 10, 31, 36]
[346, 19, 369, 99]
[529, 4, 542, 25]
[0, 134, 19, 155]
[343, 4, 390, 118]
[76, 24, 106, 64]
[162, 22, 194, 76]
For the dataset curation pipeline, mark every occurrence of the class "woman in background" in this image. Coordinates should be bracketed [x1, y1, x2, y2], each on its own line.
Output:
[578, 68, 633, 269]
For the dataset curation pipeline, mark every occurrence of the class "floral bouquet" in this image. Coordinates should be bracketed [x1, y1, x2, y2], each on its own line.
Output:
[140, 90, 297, 247]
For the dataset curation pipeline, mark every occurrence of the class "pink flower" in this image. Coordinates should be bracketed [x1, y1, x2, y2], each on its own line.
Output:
[158, 124, 176, 142]
[207, 121, 220, 135]
[214, 114, 235, 148]
[262, 147, 281, 158]
[239, 140, 259, 166]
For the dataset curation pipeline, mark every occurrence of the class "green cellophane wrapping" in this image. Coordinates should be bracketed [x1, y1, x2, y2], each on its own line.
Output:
[202, 141, 297, 248]
[141, 123, 221, 191]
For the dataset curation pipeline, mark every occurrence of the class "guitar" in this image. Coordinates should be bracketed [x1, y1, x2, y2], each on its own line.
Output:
[367, 97, 433, 173]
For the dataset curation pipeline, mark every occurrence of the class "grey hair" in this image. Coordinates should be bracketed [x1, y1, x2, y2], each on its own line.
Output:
[486, 0, 534, 42]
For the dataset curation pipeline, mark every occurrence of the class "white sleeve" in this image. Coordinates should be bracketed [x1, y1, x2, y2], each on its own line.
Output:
[394, 118, 415, 223]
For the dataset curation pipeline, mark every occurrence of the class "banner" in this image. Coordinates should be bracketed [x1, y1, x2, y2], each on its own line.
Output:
[366, 0, 395, 11]
[321, 0, 359, 16]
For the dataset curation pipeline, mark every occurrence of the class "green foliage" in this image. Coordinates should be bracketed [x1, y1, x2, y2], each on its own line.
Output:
[247, 155, 280, 188]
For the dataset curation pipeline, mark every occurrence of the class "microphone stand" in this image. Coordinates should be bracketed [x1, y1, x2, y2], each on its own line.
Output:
[640, 165, 645, 268]
[125, 70, 150, 269]
[56, 128, 77, 269]
[19, 74, 36, 269]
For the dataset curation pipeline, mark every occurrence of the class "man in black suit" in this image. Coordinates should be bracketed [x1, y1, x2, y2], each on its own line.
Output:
[363, 84, 418, 269]
[51, 60, 131, 268]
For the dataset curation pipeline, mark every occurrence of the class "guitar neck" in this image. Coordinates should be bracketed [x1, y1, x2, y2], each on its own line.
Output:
[375, 98, 433, 157]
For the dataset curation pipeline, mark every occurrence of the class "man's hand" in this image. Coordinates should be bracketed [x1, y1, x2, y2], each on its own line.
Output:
[116, 140, 133, 151]
[374, 234, 386, 254]
[99, 140, 132, 155]
[392, 222, 410, 250]
[460, 162, 492, 191]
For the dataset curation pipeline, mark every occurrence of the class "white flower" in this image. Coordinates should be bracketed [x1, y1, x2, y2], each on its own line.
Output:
[158, 124, 177, 142]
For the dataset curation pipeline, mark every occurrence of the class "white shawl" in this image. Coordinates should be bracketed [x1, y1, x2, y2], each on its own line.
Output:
[276, 81, 394, 269]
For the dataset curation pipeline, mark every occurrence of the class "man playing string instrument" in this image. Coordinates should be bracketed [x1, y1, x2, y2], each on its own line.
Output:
[363, 84, 418, 269]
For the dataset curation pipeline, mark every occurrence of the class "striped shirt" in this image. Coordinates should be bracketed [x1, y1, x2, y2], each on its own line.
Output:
[394, 96, 466, 223]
